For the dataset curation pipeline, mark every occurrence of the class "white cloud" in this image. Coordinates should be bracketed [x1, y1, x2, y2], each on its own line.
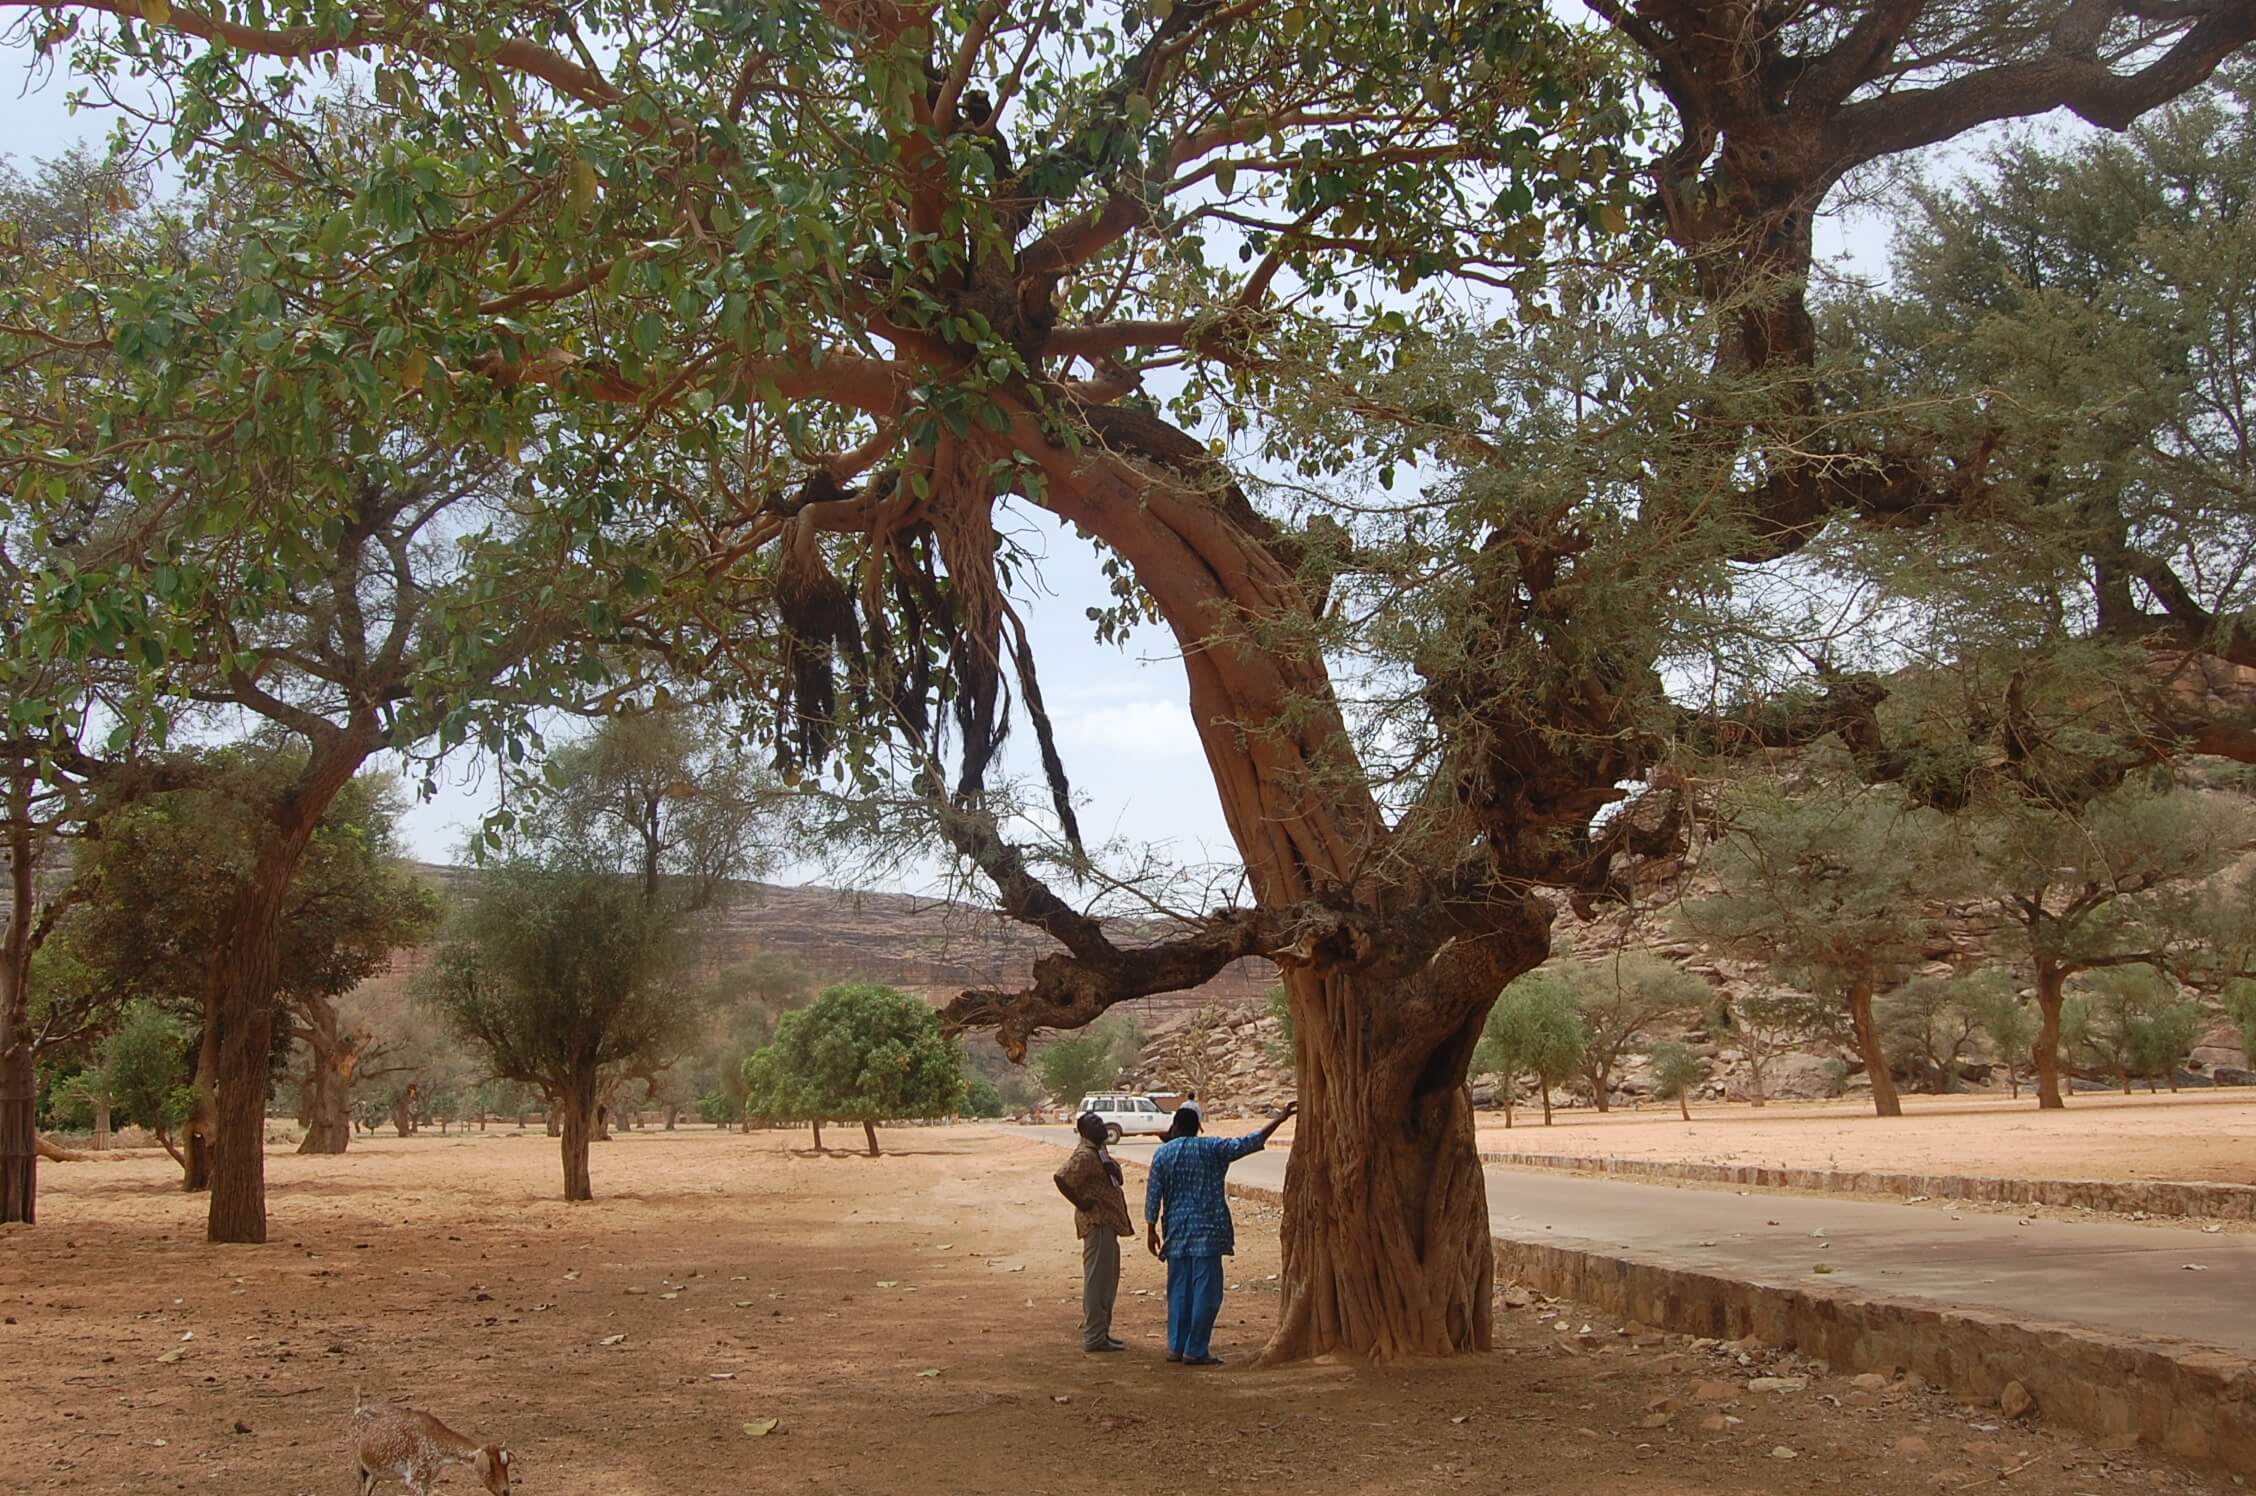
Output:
[1056, 699, 1203, 758]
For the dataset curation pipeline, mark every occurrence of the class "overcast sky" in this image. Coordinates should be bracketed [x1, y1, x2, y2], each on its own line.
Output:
[3, 35, 1918, 894]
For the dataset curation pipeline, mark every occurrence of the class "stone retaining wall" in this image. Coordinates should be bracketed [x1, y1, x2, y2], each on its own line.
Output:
[1475, 1150, 2256, 1221]
[1201, 1174, 2254, 1471]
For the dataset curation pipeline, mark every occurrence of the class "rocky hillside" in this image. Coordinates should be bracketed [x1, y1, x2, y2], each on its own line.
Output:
[347, 862, 1277, 1018]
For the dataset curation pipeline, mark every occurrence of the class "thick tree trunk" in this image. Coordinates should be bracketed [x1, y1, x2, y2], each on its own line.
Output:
[1587, 1065, 1611, 1114]
[0, 1039, 34, 1225]
[1, 778, 39, 1224]
[296, 999, 354, 1156]
[2033, 963, 2068, 1110]
[664, 1106, 679, 1130]
[200, 734, 372, 1243]
[1848, 980, 1902, 1119]
[92, 1099, 111, 1151]
[810, 1119, 824, 1151]
[593, 1104, 612, 1142]
[862, 1119, 880, 1157]
[1035, 420, 1547, 1362]
[558, 1083, 596, 1202]
[1264, 937, 1535, 1364]
[2123, 1072, 2135, 1096]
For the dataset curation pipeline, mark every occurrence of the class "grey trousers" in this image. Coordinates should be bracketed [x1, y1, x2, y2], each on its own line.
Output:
[1081, 1230, 1121, 1348]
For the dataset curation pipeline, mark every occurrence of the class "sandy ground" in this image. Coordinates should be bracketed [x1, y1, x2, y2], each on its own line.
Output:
[1, 1127, 2238, 1496]
[1467, 1090, 2256, 1185]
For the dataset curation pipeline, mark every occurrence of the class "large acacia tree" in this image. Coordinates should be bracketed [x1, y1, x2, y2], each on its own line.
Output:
[7, 0, 2256, 1356]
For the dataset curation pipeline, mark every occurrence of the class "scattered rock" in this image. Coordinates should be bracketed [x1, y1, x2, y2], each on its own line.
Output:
[1894, 1436, 1930, 1458]
[1693, 1381, 1736, 1403]
[1639, 1412, 1673, 1429]
[1698, 1414, 1730, 1434]
[1850, 1372, 1890, 1392]
[1999, 1380, 2036, 1422]
[1770, 1445, 1799, 1460]
[1748, 1376, 1808, 1394]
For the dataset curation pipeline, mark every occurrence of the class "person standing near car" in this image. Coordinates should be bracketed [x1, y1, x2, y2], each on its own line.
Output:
[1053, 1111, 1133, 1353]
[1144, 1100, 1296, 1366]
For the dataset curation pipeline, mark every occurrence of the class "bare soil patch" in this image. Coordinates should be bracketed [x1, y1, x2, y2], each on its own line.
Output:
[1, 1128, 2234, 1494]
[1473, 1091, 2256, 1185]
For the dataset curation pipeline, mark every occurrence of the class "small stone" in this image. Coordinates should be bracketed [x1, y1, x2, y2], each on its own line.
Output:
[1850, 1372, 1890, 1392]
[1999, 1381, 2036, 1422]
[1747, 1376, 1808, 1394]
[1500, 1287, 1532, 1309]
[1639, 1412, 1673, 1429]
[1894, 1436, 1930, 1458]
[1698, 1414, 1730, 1434]
[1770, 1446, 1798, 1460]
[1693, 1380, 1736, 1403]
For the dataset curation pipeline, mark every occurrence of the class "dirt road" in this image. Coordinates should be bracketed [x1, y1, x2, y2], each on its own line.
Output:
[0, 1128, 2232, 1494]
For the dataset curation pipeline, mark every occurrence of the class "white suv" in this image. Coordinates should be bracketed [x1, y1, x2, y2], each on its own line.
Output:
[1077, 1093, 1175, 1143]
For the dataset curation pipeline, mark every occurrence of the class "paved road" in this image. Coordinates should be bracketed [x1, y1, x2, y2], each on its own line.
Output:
[1014, 1126, 2256, 1358]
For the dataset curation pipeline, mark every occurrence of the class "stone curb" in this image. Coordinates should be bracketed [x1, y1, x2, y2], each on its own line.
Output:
[1473, 1150, 2256, 1221]
[1198, 1173, 2254, 1471]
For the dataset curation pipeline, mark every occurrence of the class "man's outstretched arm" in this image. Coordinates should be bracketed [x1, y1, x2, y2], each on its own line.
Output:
[1226, 1100, 1297, 1161]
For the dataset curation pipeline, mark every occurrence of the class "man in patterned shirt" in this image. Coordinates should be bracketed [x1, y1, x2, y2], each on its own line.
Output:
[1053, 1111, 1133, 1352]
[1143, 1099, 1297, 1366]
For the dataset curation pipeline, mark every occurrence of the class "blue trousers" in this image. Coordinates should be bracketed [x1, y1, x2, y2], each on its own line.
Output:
[1164, 1254, 1225, 1359]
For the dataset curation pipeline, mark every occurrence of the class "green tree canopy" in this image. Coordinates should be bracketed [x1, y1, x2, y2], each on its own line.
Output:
[1645, 1040, 1708, 1122]
[1560, 956, 1705, 1116]
[1690, 771, 1963, 1117]
[97, 1002, 195, 1160]
[420, 856, 709, 1200]
[1474, 970, 1585, 1128]
[746, 983, 964, 1155]
[1030, 1015, 1139, 1109]
[1966, 780, 2248, 1108]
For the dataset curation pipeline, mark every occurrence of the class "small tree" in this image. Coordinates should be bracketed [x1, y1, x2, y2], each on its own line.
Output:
[1706, 990, 1808, 1108]
[1960, 971, 2039, 1100]
[100, 1002, 193, 1163]
[747, 984, 963, 1156]
[1691, 776, 1962, 1118]
[1474, 972, 1587, 1128]
[2068, 969, 2202, 1094]
[420, 858, 707, 1201]
[1880, 976, 1984, 1094]
[1262, 985, 1297, 1080]
[1168, 1004, 1231, 1109]
[1646, 1041, 1709, 1122]
[2225, 980, 2256, 1063]
[1971, 784, 2249, 1108]
[1031, 1026, 1128, 1111]
[1567, 956, 1706, 1115]
[963, 1076, 1008, 1119]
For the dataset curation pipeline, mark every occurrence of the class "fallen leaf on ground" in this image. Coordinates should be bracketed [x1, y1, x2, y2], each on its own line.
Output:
[742, 1418, 780, 1438]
